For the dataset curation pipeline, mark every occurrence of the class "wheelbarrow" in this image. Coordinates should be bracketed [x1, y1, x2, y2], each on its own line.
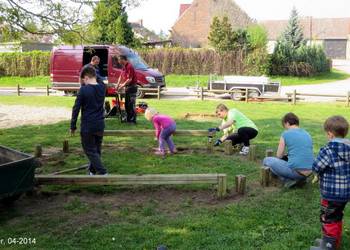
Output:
[0, 145, 37, 204]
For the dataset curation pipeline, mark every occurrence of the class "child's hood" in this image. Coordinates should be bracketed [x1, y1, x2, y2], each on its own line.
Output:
[328, 138, 350, 161]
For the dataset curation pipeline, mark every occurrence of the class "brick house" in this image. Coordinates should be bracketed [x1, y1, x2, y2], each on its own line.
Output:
[260, 17, 350, 59]
[171, 0, 252, 48]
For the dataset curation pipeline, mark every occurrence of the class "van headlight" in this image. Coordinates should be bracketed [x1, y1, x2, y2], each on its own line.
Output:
[146, 76, 156, 83]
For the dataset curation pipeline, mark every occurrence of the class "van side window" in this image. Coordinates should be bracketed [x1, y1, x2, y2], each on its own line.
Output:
[112, 56, 122, 69]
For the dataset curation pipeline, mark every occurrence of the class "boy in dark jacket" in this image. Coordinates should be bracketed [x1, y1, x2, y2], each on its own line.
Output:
[310, 116, 350, 250]
[70, 66, 107, 175]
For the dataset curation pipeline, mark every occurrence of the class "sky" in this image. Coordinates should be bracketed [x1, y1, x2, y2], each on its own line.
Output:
[127, 0, 350, 34]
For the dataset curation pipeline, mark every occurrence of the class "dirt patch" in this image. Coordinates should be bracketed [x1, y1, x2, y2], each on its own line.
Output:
[0, 105, 70, 129]
[183, 112, 218, 122]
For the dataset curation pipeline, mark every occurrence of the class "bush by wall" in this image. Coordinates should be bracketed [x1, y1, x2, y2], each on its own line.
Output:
[0, 51, 50, 77]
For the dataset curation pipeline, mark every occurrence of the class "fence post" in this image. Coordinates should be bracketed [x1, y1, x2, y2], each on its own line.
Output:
[235, 175, 246, 195]
[46, 85, 50, 96]
[200, 87, 204, 101]
[292, 89, 296, 105]
[157, 86, 161, 100]
[217, 174, 227, 198]
[245, 88, 249, 103]
[17, 84, 20, 96]
[347, 91, 350, 107]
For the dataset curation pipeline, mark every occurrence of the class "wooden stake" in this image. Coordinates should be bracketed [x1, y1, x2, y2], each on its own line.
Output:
[265, 149, 274, 157]
[46, 85, 50, 96]
[260, 167, 270, 187]
[347, 91, 350, 107]
[235, 175, 246, 194]
[17, 84, 20, 96]
[217, 174, 227, 198]
[63, 140, 69, 153]
[34, 144, 42, 158]
[207, 132, 214, 153]
[292, 89, 296, 105]
[245, 88, 249, 103]
[224, 140, 233, 155]
[200, 87, 204, 101]
[248, 145, 257, 161]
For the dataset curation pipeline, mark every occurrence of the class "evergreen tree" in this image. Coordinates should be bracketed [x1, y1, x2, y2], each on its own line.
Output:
[208, 16, 234, 53]
[281, 7, 305, 49]
[91, 0, 135, 46]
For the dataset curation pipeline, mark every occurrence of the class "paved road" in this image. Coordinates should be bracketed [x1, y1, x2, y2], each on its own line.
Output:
[280, 60, 350, 102]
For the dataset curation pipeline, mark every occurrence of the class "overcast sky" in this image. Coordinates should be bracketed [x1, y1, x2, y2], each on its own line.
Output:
[128, 0, 350, 34]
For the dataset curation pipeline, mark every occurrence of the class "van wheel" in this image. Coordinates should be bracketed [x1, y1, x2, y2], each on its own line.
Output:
[136, 89, 145, 98]
[230, 90, 244, 101]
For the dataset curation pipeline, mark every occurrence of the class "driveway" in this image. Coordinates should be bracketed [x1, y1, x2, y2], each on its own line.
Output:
[280, 60, 350, 102]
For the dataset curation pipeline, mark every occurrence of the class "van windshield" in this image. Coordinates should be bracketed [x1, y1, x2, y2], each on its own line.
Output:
[127, 53, 149, 70]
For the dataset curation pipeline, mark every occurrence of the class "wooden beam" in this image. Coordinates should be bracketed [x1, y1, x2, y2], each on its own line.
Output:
[224, 140, 233, 155]
[104, 130, 212, 137]
[35, 174, 227, 198]
[34, 144, 42, 158]
[63, 140, 69, 153]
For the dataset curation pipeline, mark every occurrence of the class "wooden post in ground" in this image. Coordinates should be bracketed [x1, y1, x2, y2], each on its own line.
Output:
[248, 145, 257, 161]
[17, 84, 20, 96]
[63, 140, 69, 153]
[260, 167, 270, 187]
[235, 175, 246, 194]
[224, 140, 233, 155]
[157, 86, 161, 100]
[207, 131, 214, 153]
[34, 144, 42, 158]
[245, 88, 249, 103]
[265, 149, 274, 157]
[46, 85, 50, 96]
[292, 89, 296, 105]
[217, 174, 227, 198]
[200, 87, 204, 101]
[347, 91, 350, 107]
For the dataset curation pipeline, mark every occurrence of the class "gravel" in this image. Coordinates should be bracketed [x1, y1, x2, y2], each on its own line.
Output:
[0, 105, 71, 129]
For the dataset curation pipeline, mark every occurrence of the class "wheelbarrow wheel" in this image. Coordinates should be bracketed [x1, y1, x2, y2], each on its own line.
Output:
[1, 193, 22, 205]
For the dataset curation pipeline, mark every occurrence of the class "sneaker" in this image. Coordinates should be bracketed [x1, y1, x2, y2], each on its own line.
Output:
[284, 180, 297, 188]
[154, 150, 165, 156]
[89, 172, 95, 176]
[239, 146, 250, 155]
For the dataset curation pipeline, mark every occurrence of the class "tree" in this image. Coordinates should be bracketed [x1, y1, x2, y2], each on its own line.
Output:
[90, 0, 136, 46]
[0, 0, 145, 43]
[281, 7, 305, 49]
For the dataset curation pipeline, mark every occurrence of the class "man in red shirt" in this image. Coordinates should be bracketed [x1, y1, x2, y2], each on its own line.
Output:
[116, 55, 138, 124]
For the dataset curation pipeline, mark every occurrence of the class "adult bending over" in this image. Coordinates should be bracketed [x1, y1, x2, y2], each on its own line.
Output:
[263, 112, 313, 187]
[209, 104, 258, 155]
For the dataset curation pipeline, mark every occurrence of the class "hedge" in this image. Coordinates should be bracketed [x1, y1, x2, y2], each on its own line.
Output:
[0, 48, 261, 77]
[0, 51, 50, 77]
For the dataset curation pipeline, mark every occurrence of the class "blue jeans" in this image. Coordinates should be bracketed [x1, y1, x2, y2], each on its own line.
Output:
[81, 132, 107, 175]
[263, 157, 305, 182]
[159, 123, 176, 153]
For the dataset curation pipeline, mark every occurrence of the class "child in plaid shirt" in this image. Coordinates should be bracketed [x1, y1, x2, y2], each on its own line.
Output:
[310, 116, 350, 250]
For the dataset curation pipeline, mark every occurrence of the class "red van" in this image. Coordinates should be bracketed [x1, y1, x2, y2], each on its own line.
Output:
[50, 45, 165, 97]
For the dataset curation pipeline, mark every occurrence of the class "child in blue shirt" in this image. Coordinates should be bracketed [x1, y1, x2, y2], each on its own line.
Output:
[310, 116, 350, 250]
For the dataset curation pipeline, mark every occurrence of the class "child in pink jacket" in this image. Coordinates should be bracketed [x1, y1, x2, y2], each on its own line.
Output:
[145, 108, 177, 156]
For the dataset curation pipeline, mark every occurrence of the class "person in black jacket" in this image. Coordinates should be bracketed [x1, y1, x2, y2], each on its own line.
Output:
[80, 56, 105, 85]
[70, 66, 107, 175]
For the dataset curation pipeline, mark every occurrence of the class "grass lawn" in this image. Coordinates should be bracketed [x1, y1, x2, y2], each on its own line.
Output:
[0, 97, 350, 249]
[1, 69, 348, 90]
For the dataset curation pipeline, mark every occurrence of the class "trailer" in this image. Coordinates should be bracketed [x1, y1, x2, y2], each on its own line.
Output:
[208, 75, 281, 101]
